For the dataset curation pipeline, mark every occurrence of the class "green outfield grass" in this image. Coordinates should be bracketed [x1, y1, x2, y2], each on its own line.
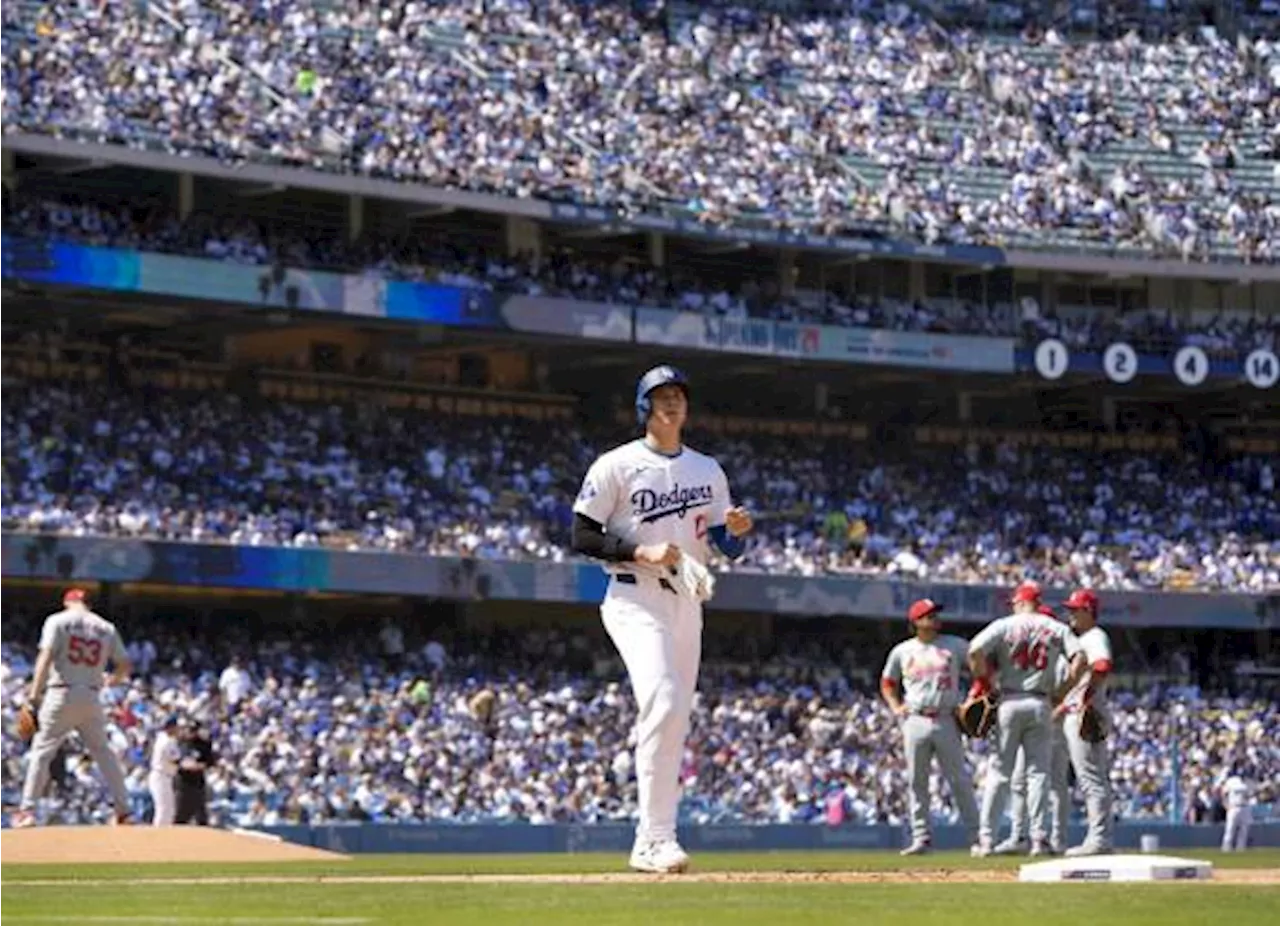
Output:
[4, 850, 1278, 926]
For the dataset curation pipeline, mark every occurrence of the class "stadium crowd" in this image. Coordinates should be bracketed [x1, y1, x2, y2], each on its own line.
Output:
[1, 617, 1275, 828]
[6, 192, 1278, 355]
[4, 1, 1277, 260]
[3, 380, 1277, 592]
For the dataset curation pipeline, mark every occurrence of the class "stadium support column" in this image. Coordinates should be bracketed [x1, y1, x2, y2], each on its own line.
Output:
[648, 231, 665, 268]
[1103, 396, 1117, 431]
[178, 173, 194, 220]
[348, 195, 364, 243]
[505, 216, 542, 261]
[2, 147, 14, 191]
[778, 248, 797, 297]
[908, 261, 925, 302]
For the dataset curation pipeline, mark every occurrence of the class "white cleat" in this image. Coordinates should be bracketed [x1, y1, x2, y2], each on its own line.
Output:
[629, 839, 690, 874]
[11, 810, 36, 829]
[970, 842, 992, 858]
[1064, 844, 1111, 858]
[1029, 841, 1056, 858]
[899, 840, 931, 857]
[992, 837, 1029, 856]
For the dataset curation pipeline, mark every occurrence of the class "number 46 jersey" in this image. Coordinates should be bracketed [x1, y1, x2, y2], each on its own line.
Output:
[40, 606, 127, 688]
[969, 612, 1081, 697]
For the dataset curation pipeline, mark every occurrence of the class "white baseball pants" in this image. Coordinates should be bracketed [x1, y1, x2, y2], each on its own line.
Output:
[149, 770, 176, 826]
[1222, 807, 1252, 851]
[601, 575, 702, 844]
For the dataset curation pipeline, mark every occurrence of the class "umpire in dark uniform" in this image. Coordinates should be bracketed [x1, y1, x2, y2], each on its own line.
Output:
[175, 718, 215, 825]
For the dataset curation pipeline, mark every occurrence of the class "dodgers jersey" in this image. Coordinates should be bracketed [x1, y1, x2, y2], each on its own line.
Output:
[881, 635, 969, 712]
[38, 606, 127, 689]
[969, 612, 1081, 696]
[1062, 626, 1113, 716]
[574, 439, 732, 578]
[1223, 775, 1252, 810]
[151, 730, 182, 777]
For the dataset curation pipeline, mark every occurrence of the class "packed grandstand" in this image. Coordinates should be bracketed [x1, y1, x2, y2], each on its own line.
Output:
[3, 0, 1277, 260]
[1, 604, 1276, 828]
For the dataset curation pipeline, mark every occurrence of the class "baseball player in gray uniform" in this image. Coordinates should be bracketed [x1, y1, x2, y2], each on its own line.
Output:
[1055, 588, 1115, 856]
[571, 365, 753, 874]
[995, 604, 1073, 855]
[15, 589, 133, 827]
[968, 582, 1084, 856]
[881, 598, 981, 856]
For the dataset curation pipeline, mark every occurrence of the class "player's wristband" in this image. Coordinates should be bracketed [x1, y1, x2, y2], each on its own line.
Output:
[603, 534, 639, 563]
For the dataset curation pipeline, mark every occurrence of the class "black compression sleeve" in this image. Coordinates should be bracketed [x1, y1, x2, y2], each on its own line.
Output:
[571, 512, 638, 563]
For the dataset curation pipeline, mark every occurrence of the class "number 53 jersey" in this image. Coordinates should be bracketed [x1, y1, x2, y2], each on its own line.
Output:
[968, 612, 1082, 697]
[40, 606, 127, 688]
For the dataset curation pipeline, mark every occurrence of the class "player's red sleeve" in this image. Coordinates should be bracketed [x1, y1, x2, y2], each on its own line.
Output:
[1091, 659, 1113, 677]
[880, 677, 897, 697]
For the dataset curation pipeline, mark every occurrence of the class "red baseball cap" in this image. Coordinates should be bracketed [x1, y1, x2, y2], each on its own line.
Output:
[63, 588, 88, 605]
[1064, 589, 1099, 613]
[1010, 581, 1042, 605]
[908, 598, 942, 623]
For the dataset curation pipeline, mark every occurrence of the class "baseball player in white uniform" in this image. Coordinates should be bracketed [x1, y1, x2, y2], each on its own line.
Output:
[1220, 766, 1254, 851]
[968, 582, 1084, 856]
[881, 598, 981, 856]
[995, 604, 1073, 855]
[572, 365, 753, 874]
[1055, 588, 1115, 856]
[15, 589, 133, 826]
[149, 714, 183, 826]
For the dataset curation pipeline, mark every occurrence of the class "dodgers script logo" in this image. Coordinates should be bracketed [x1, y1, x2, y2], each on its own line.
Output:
[631, 484, 714, 523]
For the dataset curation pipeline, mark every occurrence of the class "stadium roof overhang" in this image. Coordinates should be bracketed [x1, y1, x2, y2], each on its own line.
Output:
[8, 132, 1279, 284]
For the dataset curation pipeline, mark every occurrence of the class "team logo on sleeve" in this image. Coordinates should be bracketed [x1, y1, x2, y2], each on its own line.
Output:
[630, 484, 714, 523]
[578, 480, 599, 503]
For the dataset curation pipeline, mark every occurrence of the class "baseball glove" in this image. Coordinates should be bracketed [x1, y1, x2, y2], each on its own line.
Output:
[1078, 703, 1107, 743]
[16, 703, 39, 743]
[956, 691, 999, 738]
[468, 689, 497, 728]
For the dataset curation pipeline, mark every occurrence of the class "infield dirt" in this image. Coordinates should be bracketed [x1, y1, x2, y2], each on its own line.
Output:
[0, 824, 348, 864]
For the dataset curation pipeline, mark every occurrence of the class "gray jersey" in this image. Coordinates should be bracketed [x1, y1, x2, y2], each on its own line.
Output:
[1063, 626, 1112, 716]
[38, 606, 126, 690]
[882, 635, 969, 712]
[969, 613, 1080, 696]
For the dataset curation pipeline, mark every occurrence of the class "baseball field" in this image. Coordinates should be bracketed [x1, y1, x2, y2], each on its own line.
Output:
[2, 830, 1278, 926]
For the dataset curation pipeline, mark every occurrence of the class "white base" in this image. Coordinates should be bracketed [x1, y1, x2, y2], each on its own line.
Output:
[1019, 854, 1214, 883]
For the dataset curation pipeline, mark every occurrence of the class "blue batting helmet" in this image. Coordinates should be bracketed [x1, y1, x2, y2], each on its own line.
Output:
[635, 365, 689, 428]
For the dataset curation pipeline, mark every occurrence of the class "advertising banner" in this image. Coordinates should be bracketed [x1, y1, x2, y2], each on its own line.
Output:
[4, 534, 1268, 630]
[498, 295, 632, 342]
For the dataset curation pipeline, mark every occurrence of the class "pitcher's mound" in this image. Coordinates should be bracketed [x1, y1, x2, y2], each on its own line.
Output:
[2, 825, 349, 865]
